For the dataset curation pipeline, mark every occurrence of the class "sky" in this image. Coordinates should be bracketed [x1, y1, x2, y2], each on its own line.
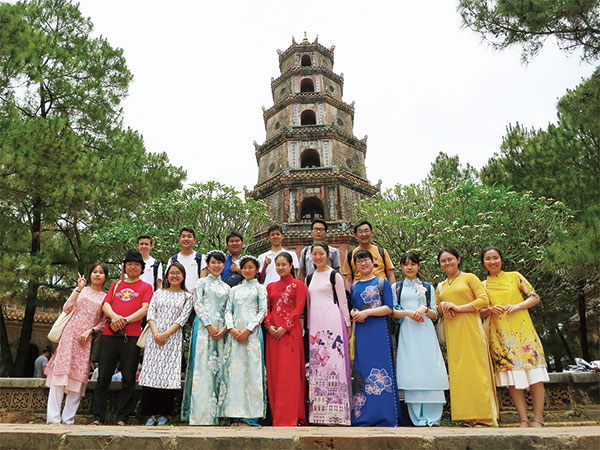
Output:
[75, 0, 595, 194]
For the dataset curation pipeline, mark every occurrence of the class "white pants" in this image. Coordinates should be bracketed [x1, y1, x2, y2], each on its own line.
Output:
[46, 385, 81, 424]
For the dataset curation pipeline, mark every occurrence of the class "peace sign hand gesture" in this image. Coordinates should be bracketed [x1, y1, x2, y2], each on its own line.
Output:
[77, 273, 87, 291]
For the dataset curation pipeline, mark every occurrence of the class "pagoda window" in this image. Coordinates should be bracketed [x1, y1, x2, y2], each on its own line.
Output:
[301, 149, 320, 168]
[301, 55, 312, 66]
[300, 110, 316, 125]
[300, 197, 324, 222]
[300, 78, 314, 92]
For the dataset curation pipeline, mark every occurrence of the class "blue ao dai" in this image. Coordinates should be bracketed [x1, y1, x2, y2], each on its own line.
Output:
[392, 278, 448, 426]
[181, 274, 230, 425]
[219, 279, 267, 420]
[350, 277, 401, 427]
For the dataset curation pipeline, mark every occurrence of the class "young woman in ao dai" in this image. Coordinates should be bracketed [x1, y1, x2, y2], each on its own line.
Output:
[481, 247, 548, 427]
[307, 243, 352, 425]
[182, 251, 230, 425]
[219, 257, 267, 425]
[392, 252, 448, 426]
[45, 266, 107, 424]
[349, 250, 402, 427]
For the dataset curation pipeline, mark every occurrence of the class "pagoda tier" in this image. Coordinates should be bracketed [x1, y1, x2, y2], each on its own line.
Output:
[247, 35, 379, 256]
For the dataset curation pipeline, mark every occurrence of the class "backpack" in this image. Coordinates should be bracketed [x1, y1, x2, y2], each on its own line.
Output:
[306, 269, 346, 307]
[395, 281, 432, 308]
[150, 258, 162, 291]
[347, 246, 387, 278]
[304, 270, 350, 363]
[170, 251, 203, 277]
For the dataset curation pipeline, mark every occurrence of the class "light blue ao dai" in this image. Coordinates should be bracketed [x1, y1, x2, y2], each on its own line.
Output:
[219, 278, 267, 420]
[181, 274, 230, 425]
[392, 278, 449, 426]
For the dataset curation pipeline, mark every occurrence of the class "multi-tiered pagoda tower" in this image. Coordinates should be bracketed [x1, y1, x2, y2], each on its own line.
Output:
[247, 34, 380, 255]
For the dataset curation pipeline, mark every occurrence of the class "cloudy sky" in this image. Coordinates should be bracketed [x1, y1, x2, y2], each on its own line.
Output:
[76, 0, 595, 193]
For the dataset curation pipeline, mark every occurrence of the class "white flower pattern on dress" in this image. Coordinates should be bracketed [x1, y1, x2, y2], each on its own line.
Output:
[365, 368, 393, 395]
[352, 393, 366, 419]
[360, 285, 382, 308]
[208, 352, 221, 375]
[208, 393, 218, 417]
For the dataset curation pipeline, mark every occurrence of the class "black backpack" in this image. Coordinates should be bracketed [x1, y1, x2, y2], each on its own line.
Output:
[395, 281, 433, 308]
[169, 251, 203, 277]
[303, 270, 350, 363]
[346, 246, 388, 278]
[150, 259, 162, 291]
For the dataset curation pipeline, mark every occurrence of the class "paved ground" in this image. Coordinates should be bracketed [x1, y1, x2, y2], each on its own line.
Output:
[1, 424, 599, 450]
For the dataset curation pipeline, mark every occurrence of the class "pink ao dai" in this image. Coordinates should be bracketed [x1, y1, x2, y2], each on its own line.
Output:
[45, 287, 105, 396]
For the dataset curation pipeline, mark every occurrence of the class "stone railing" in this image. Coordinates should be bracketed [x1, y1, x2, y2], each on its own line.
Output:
[1, 373, 598, 418]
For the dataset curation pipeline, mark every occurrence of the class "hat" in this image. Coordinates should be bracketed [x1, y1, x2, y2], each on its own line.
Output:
[123, 251, 146, 270]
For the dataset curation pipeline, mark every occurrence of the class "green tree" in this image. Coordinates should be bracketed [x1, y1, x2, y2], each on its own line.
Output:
[0, 0, 184, 376]
[458, 0, 600, 62]
[93, 181, 273, 267]
[480, 70, 599, 361]
[481, 69, 599, 215]
[426, 151, 479, 194]
[546, 207, 600, 360]
[356, 179, 574, 366]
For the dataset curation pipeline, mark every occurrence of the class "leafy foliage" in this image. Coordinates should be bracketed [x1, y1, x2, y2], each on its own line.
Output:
[0, 0, 185, 376]
[355, 174, 575, 366]
[93, 182, 273, 267]
[458, 0, 600, 62]
[481, 68, 600, 216]
[356, 181, 570, 284]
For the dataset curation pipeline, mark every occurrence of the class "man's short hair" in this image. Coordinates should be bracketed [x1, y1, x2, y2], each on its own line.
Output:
[226, 231, 244, 243]
[179, 227, 196, 238]
[311, 219, 328, 232]
[267, 224, 283, 235]
[353, 220, 373, 234]
[137, 234, 153, 244]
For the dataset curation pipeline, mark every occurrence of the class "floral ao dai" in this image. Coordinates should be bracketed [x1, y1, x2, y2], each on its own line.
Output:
[138, 289, 193, 389]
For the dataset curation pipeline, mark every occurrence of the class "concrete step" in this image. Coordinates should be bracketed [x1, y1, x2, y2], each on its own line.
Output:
[1, 424, 599, 450]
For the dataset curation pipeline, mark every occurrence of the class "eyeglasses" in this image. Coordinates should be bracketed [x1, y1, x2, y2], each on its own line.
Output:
[312, 227, 326, 232]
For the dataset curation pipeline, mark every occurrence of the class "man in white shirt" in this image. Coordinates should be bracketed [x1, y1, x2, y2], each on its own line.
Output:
[136, 234, 162, 291]
[258, 224, 299, 286]
[166, 227, 206, 293]
[298, 219, 341, 281]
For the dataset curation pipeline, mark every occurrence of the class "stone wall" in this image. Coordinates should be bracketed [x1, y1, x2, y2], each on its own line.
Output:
[2, 373, 598, 418]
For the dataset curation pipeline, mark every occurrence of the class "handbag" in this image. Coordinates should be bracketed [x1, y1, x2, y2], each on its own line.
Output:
[137, 289, 159, 348]
[435, 316, 445, 345]
[48, 308, 75, 343]
[136, 324, 150, 348]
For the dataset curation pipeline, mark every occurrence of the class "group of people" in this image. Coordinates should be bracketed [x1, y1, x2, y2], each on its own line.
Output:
[43, 220, 548, 428]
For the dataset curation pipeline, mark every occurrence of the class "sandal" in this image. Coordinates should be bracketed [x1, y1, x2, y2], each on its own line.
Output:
[531, 419, 544, 427]
[518, 419, 530, 428]
[117, 420, 126, 426]
[90, 420, 102, 426]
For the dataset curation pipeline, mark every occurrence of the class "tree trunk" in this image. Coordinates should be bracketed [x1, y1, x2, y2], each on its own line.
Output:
[552, 353, 563, 372]
[13, 199, 42, 376]
[0, 307, 16, 377]
[577, 281, 589, 361]
[556, 325, 574, 363]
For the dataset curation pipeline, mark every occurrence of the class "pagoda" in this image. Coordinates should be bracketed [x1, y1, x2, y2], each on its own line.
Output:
[246, 34, 380, 256]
